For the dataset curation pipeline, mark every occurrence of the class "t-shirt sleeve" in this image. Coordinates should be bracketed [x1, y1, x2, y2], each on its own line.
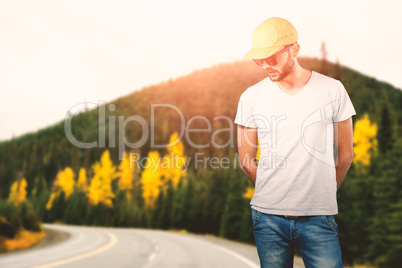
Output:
[234, 92, 258, 128]
[333, 81, 356, 122]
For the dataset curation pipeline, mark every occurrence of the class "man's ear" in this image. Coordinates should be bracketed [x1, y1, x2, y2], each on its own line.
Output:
[291, 43, 300, 58]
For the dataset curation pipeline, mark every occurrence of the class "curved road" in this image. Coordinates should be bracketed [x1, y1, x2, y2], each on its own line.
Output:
[0, 224, 305, 268]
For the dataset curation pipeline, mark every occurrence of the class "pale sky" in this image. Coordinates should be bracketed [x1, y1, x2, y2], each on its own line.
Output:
[1, 0, 401, 141]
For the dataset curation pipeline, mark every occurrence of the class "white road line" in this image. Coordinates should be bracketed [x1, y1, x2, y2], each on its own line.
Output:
[188, 236, 259, 268]
[32, 231, 117, 268]
[150, 231, 259, 268]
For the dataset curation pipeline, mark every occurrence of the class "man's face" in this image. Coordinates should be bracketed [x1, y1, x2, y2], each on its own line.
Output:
[256, 45, 295, 82]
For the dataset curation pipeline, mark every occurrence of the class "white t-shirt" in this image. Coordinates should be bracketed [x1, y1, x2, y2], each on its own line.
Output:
[235, 71, 356, 216]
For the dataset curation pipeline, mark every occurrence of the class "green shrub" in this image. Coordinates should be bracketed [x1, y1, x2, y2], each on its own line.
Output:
[20, 201, 41, 232]
[0, 200, 20, 238]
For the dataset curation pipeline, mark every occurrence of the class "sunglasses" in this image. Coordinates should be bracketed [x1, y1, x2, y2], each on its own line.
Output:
[253, 44, 293, 66]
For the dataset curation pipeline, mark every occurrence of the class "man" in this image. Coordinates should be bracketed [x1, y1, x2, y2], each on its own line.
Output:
[235, 17, 355, 267]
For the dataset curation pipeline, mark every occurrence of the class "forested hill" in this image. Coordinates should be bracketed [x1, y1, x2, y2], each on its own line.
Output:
[1, 58, 402, 266]
[0, 57, 401, 194]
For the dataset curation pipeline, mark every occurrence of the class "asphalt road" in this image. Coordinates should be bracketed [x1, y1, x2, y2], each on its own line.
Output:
[0, 224, 305, 268]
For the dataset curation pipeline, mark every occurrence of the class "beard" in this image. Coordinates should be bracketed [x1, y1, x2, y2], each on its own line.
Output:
[266, 55, 295, 82]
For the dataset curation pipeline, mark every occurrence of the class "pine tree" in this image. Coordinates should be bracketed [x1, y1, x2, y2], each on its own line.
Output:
[378, 97, 395, 154]
[152, 186, 165, 229]
[203, 169, 230, 235]
[64, 188, 88, 225]
[337, 170, 375, 264]
[220, 169, 248, 240]
[366, 137, 402, 266]
[190, 178, 206, 233]
[113, 190, 133, 227]
[181, 175, 196, 231]
[20, 201, 41, 232]
[159, 180, 174, 230]
[46, 191, 66, 222]
[31, 176, 48, 198]
[170, 177, 185, 229]
[30, 187, 50, 220]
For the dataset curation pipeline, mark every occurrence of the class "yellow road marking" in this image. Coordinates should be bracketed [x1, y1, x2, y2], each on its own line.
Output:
[32, 231, 117, 268]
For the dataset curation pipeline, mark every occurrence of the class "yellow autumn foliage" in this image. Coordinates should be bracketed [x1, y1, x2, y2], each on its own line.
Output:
[87, 150, 117, 208]
[59, 168, 75, 199]
[46, 193, 57, 210]
[46, 167, 75, 210]
[117, 151, 135, 200]
[353, 114, 378, 166]
[141, 151, 163, 209]
[76, 168, 88, 192]
[8, 178, 27, 206]
[87, 173, 103, 206]
[1, 229, 45, 252]
[162, 132, 188, 188]
[256, 140, 261, 163]
[167, 132, 185, 156]
[243, 187, 255, 200]
[139, 132, 188, 208]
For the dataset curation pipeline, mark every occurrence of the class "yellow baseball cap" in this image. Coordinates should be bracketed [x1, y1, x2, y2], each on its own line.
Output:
[243, 17, 298, 60]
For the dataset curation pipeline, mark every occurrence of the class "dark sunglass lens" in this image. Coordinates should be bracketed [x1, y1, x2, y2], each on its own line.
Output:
[253, 59, 263, 66]
[267, 58, 277, 65]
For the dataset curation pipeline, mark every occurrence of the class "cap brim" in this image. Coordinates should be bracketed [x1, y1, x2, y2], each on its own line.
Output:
[243, 45, 283, 60]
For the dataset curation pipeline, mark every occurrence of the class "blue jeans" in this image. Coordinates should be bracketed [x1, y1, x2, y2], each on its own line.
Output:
[252, 208, 343, 268]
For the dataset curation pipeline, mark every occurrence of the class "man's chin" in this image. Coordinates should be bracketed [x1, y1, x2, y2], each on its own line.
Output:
[267, 73, 282, 81]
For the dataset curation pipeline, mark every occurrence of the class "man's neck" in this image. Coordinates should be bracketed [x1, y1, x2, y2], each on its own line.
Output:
[276, 66, 312, 95]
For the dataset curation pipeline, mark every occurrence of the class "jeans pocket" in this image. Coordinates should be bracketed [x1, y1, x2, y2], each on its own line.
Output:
[322, 215, 338, 234]
[251, 208, 260, 229]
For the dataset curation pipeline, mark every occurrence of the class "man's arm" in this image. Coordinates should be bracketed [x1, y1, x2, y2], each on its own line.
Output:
[237, 124, 258, 185]
[334, 117, 354, 190]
